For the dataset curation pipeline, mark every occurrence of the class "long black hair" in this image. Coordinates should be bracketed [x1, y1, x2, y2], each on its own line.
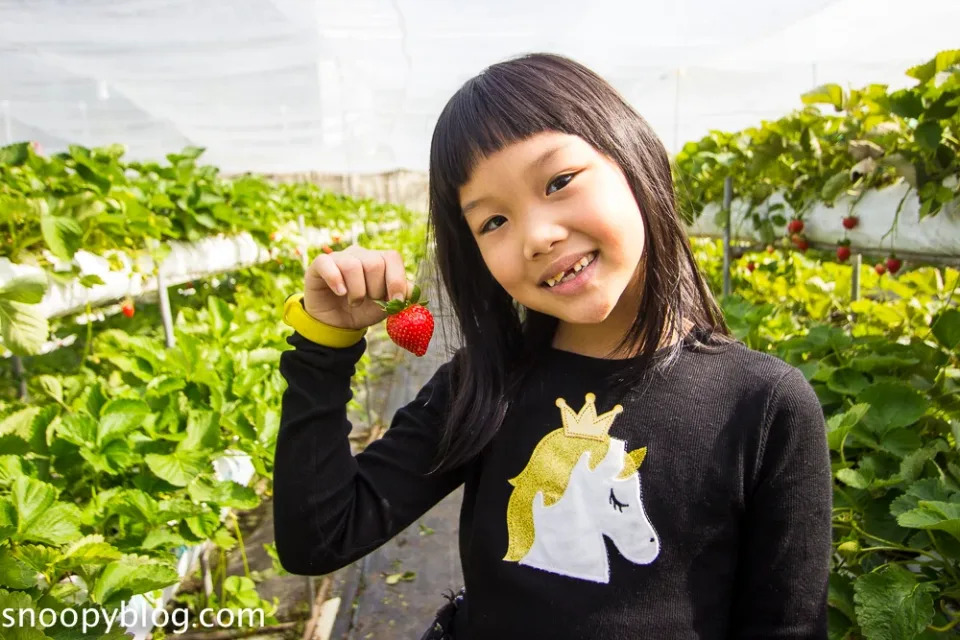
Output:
[425, 52, 733, 474]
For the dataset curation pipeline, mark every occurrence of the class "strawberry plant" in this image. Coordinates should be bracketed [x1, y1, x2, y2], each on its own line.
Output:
[674, 49, 960, 255]
[693, 237, 960, 637]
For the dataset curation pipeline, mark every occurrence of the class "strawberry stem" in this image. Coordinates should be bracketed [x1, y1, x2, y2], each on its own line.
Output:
[375, 286, 429, 315]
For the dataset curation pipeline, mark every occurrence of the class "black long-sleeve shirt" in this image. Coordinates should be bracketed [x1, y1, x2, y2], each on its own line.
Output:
[273, 330, 832, 639]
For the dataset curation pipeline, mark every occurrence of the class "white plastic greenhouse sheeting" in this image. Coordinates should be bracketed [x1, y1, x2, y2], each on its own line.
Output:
[2, 0, 959, 174]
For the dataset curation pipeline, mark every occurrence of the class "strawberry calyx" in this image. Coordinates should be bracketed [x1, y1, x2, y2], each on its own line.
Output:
[376, 284, 430, 315]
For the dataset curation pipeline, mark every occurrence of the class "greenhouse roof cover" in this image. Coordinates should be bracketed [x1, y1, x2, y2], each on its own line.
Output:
[1, 0, 958, 174]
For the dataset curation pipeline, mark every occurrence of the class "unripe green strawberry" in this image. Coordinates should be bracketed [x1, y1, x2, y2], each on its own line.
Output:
[837, 540, 859, 554]
[377, 285, 434, 357]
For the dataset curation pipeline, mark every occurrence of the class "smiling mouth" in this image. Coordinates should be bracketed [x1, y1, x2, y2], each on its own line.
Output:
[540, 251, 598, 288]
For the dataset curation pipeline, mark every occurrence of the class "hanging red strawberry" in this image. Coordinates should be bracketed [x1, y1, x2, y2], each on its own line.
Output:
[885, 255, 902, 274]
[765, 244, 775, 254]
[874, 263, 886, 275]
[787, 219, 804, 234]
[121, 299, 135, 318]
[377, 285, 434, 357]
[791, 234, 809, 252]
[746, 261, 756, 273]
[836, 239, 851, 263]
[842, 216, 859, 230]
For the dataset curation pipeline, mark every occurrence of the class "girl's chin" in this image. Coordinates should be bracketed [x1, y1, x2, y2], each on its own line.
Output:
[536, 296, 617, 325]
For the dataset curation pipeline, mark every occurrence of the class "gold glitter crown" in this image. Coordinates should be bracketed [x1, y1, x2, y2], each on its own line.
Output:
[555, 393, 623, 441]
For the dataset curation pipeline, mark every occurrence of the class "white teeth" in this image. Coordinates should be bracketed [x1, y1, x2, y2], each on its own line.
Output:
[544, 251, 596, 288]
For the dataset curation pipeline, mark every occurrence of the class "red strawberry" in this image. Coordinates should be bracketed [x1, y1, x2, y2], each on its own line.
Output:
[121, 300, 135, 318]
[791, 235, 809, 252]
[836, 246, 851, 262]
[874, 263, 886, 275]
[765, 244, 775, 254]
[787, 219, 804, 234]
[377, 285, 434, 357]
[746, 261, 756, 273]
[322, 245, 333, 254]
[842, 216, 859, 230]
[886, 255, 902, 274]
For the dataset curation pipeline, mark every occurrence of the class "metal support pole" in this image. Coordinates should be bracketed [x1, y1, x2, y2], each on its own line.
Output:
[722, 176, 733, 297]
[156, 266, 176, 349]
[851, 253, 861, 301]
[199, 546, 213, 610]
[147, 239, 176, 348]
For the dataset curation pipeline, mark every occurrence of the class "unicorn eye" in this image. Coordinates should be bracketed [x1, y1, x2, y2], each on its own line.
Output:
[609, 488, 629, 512]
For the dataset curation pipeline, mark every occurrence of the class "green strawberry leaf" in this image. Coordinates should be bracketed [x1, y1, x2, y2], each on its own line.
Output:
[98, 398, 151, 447]
[0, 547, 39, 589]
[144, 451, 209, 487]
[853, 565, 937, 640]
[897, 501, 960, 543]
[89, 555, 179, 607]
[856, 383, 927, 436]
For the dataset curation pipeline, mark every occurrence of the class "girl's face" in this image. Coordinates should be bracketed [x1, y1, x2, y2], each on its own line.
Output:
[459, 131, 646, 350]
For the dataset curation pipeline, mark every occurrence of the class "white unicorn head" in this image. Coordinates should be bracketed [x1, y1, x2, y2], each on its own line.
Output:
[503, 393, 659, 583]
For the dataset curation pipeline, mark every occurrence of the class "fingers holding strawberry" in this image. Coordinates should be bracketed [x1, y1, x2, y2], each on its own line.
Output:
[304, 245, 411, 331]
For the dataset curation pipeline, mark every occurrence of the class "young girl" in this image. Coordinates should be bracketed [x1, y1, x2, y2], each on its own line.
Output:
[273, 53, 832, 639]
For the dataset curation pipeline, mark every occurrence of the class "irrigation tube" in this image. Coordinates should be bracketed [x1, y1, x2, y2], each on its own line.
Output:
[0, 220, 399, 321]
[688, 182, 960, 263]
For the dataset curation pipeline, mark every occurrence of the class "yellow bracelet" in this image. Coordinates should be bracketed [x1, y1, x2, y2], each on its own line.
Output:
[282, 293, 367, 348]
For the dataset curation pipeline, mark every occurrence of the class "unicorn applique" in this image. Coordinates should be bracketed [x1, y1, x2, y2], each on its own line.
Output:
[503, 393, 660, 583]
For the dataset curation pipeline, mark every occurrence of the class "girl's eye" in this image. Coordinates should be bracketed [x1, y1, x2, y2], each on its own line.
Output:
[477, 173, 576, 235]
[546, 172, 576, 195]
[479, 215, 507, 234]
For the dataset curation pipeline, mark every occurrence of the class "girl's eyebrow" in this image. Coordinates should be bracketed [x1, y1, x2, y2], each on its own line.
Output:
[461, 142, 574, 217]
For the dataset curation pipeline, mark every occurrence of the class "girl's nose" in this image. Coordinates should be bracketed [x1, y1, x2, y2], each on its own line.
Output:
[522, 215, 569, 262]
